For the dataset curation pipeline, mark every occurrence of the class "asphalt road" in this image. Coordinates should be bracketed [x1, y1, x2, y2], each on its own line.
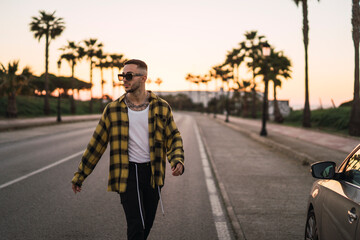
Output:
[0, 112, 322, 240]
[0, 113, 232, 240]
[195, 113, 315, 240]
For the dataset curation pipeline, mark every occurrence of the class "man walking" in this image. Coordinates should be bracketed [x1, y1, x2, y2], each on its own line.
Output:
[71, 59, 184, 240]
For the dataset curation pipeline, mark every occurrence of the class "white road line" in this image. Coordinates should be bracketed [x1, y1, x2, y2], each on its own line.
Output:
[194, 123, 232, 240]
[0, 151, 83, 190]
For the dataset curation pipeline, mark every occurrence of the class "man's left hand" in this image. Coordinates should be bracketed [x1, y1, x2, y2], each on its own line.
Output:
[172, 163, 184, 176]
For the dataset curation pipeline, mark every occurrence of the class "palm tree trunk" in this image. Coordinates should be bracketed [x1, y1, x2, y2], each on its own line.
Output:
[101, 67, 104, 98]
[57, 90, 62, 122]
[273, 83, 284, 123]
[260, 75, 269, 136]
[242, 91, 249, 118]
[100, 66, 104, 112]
[213, 78, 218, 118]
[350, 0, 360, 136]
[251, 87, 257, 118]
[205, 82, 209, 114]
[44, 33, 50, 115]
[225, 81, 230, 122]
[89, 60, 93, 113]
[112, 66, 115, 99]
[6, 92, 17, 118]
[70, 62, 76, 114]
[302, 0, 311, 127]
[251, 68, 257, 118]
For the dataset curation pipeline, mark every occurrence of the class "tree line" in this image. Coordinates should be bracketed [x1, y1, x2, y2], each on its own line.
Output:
[0, 10, 128, 118]
[185, 0, 360, 137]
[186, 30, 292, 124]
[1, 1, 360, 136]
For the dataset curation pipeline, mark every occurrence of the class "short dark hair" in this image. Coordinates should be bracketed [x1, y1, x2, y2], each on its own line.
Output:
[124, 59, 148, 72]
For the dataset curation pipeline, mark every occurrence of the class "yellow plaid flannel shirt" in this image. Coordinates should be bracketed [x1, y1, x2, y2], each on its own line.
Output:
[71, 91, 184, 193]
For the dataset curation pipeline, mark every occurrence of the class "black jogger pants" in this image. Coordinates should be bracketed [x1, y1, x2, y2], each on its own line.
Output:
[120, 162, 160, 240]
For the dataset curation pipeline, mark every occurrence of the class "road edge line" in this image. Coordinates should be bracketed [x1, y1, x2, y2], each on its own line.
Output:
[195, 121, 246, 240]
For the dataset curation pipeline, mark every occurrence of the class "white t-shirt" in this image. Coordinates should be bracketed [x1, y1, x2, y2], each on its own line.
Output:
[127, 106, 151, 163]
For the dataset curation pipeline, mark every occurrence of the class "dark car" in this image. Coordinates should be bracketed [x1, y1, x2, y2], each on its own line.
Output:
[305, 144, 360, 240]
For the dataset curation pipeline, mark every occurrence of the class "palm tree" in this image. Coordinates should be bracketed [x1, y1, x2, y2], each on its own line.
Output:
[56, 59, 62, 122]
[267, 50, 292, 123]
[224, 48, 243, 83]
[109, 54, 124, 98]
[95, 51, 110, 111]
[293, 0, 320, 127]
[222, 71, 233, 123]
[349, 0, 360, 136]
[213, 66, 232, 122]
[254, 46, 292, 124]
[82, 38, 103, 113]
[239, 31, 265, 118]
[0, 61, 32, 118]
[29, 10, 65, 115]
[113, 55, 127, 95]
[95, 51, 107, 100]
[113, 55, 126, 73]
[240, 80, 252, 117]
[272, 79, 284, 122]
[59, 41, 85, 114]
[225, 47, 254, 117]
[210, 65, 228, 117]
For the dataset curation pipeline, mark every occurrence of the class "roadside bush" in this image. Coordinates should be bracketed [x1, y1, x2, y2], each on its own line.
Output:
[311, 107, 350, 130]
[284, 106, 351, 131]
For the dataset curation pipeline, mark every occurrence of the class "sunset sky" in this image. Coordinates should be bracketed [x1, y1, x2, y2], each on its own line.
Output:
[0, 0, 354, 109]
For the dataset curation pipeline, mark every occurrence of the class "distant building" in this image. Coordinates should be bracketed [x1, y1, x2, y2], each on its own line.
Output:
[268, 100, 291, 119]
[154, 90, 220, 107]
[155, 90, 291, 117]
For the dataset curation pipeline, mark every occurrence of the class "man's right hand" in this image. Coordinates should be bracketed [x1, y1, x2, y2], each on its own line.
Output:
[72, 184, 81, 194]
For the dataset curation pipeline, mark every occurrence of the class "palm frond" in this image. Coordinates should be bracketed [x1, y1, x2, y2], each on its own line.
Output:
[29, 10, 65, 42]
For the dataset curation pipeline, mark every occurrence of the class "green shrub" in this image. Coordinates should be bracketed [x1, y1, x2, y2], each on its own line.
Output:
[284, 107, 351, 131]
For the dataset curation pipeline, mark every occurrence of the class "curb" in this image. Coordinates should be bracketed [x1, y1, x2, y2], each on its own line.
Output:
[213, 117, 318, 166]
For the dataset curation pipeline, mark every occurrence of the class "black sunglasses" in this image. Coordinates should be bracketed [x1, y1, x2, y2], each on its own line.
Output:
[118, 72, 144, 81]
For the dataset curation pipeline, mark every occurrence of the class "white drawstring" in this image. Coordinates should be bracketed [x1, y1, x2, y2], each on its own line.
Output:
[158, 186, 164, 216]
[135, 164, 145, 229]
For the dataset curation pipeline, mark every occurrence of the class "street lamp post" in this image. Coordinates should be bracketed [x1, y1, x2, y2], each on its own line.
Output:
[260, 42, 271, 136]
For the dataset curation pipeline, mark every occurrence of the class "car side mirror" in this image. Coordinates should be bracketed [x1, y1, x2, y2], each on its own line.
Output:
[311, 161, 336, 179]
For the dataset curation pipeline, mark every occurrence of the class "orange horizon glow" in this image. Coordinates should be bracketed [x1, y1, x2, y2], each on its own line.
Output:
[0, 0, 356, 110]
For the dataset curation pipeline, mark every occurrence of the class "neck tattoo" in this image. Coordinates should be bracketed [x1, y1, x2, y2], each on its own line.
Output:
[125, 92, 150, 111]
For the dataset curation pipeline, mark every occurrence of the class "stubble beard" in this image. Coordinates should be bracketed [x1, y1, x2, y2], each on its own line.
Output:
[125, 81, 141, 93]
